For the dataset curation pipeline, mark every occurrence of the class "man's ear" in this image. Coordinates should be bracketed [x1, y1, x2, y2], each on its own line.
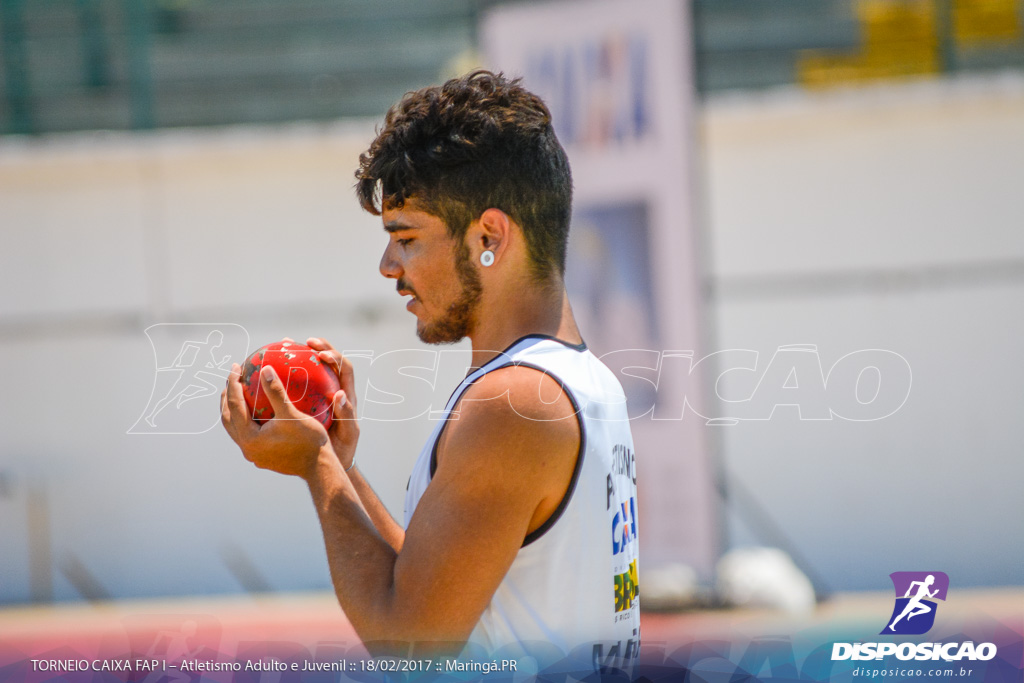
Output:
[472, 208, 512, 261]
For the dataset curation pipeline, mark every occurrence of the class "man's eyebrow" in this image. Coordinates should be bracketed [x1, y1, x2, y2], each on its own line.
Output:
[384, 221, 419, 233]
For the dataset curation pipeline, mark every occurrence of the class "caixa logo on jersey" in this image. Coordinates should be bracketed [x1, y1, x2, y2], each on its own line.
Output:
[882, 571, 949, 635]
[611, 497, 638, 556]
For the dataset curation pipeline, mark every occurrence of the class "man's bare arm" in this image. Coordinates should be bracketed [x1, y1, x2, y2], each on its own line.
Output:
[222, 364, 578, 652]
[344, 465, 404, 552]
[306, 337, 405, 552]
[311, 367, 579, 650]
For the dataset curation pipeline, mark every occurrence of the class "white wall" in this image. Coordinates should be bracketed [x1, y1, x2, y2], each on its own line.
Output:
[0, 73, 1021, 603]
[0, 122, 470, 602]
[700, 74, 1024, 590]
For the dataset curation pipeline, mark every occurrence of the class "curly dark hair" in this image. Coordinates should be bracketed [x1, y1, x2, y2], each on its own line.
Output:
[355, 70, 573, 281]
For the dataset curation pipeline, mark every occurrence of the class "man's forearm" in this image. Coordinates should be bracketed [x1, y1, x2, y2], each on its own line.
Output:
[307, 449, 407, 647]
[346, 465, 405, 552]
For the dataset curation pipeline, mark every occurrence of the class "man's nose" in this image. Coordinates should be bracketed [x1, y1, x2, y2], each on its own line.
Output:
[379, 242, 402, 279]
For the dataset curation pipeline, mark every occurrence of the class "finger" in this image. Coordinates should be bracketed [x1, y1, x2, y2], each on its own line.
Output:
[336, 353, 357, 406]
[307, 339, 338, 369]
[224, 364, 258, 439]
[319, 351, 357, 410]
[310, 345, 351, 393]
[317, 348, 343, 378]
[220, 389, 233, 433]
[307, 338, 356, 408]
[306, 337, 335, 352]
[224, 363, 246, 413]
[259, 365, 301, 419]
[282, 336, 295, 342]
[332, 389, 356, 422]
[222, 391, 249, 456]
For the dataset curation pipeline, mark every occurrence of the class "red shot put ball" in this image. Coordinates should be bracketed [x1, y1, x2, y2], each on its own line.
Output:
[240, 341, 341, 429]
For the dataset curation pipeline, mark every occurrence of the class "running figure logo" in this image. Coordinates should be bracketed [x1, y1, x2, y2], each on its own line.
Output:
[129, 323, 249, 434]
[144, 330, 231, 427]
[881, 571, 949, 635]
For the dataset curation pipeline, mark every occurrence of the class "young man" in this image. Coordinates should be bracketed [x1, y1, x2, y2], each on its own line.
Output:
[221, 71, 640, 667]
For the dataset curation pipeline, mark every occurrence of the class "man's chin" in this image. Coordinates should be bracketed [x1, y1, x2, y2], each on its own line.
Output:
[416, 319, 467, 345]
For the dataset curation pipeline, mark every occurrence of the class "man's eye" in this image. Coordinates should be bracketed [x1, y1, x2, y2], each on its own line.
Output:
[397, 238, 413, 247]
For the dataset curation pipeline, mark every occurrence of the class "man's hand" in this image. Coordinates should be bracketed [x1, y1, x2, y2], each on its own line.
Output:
[221, 362, 335, 480]
[305, 337, 360, 470]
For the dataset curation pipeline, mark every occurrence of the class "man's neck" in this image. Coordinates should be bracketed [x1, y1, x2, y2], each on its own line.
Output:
[468, 281, 582, 370]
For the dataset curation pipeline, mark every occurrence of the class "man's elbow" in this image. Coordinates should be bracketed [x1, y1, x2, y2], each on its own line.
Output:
[352, 609, 472, 657]
[360, 635, 468, 658]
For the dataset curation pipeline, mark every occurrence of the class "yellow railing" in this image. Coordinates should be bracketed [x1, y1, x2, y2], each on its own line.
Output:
[954, 0, 1022, 43]
[798, 0, 1022, 88]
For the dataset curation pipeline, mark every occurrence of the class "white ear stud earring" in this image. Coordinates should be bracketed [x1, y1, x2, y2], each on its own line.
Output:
[480, 250, 495, 267]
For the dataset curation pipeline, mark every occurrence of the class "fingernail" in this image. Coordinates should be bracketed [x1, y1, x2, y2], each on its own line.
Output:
[337, 391, 347, 408]
[261, 366, 275, 382]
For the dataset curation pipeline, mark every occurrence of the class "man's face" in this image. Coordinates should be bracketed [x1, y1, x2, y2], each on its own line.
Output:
[379, 203, 482, 344]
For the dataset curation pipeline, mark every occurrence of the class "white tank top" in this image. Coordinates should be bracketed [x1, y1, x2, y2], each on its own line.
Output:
[403, 335, 640, 671]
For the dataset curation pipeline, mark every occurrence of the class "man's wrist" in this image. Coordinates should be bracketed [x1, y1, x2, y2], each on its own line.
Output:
[305, 445, 363, 516]
[306, 444, 344, 484]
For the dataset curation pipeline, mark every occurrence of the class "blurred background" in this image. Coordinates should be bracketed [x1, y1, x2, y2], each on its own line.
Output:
[1, 0, 1022, 650]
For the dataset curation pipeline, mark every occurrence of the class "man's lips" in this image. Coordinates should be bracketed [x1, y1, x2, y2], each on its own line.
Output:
[398, 288, 418, 310]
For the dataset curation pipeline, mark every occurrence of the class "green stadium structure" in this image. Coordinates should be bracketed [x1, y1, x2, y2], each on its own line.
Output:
[1, 1, 1023, 132]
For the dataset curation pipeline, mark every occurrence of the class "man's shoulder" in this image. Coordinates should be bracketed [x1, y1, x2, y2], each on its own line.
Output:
[457, 363, 580, 424]
[434, 364, 581, 513]
[434, 365, 580, 473]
